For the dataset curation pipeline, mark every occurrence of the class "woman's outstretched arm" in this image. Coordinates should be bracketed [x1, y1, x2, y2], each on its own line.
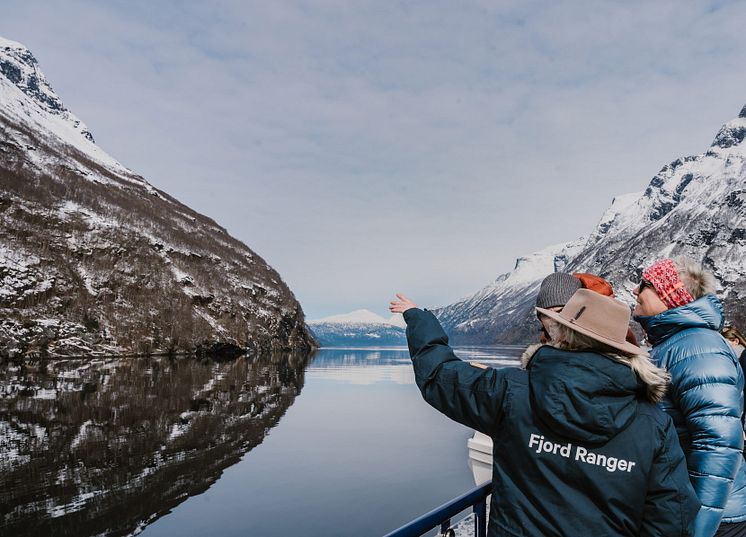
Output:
[390, 294, 509, 436]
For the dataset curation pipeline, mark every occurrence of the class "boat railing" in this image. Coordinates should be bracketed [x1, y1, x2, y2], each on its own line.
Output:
[383, 480, 491, 537]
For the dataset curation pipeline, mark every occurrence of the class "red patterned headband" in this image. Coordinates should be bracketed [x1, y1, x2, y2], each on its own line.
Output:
[642, 259, 694, 309]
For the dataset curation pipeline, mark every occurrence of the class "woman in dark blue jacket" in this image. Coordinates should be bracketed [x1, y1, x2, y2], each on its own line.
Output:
[391, 289, 699, 537]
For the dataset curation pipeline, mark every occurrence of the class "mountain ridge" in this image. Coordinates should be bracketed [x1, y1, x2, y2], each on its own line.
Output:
[436, 103, 746, 344]
[0, 36, 316, 357]
[307, 309, 406, 347]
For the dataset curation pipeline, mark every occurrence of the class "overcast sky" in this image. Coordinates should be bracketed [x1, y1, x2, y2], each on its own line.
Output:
[4, 1, 746, 319]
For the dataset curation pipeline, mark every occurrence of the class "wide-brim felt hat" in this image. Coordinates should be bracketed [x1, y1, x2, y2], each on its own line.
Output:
[536, 288, 646, 356]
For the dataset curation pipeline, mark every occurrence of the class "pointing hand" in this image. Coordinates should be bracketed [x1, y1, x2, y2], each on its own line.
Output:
[389, 293, 417, 314]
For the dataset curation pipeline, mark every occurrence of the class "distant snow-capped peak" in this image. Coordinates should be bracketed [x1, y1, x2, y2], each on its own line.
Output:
[309, 309, 400, 325]
[386, 313, 406, 328]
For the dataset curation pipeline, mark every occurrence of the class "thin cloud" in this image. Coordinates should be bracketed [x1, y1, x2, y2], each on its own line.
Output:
[3, 0, 746, 318]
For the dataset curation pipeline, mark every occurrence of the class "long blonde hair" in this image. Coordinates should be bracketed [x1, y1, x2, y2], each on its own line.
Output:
[555, 323, 669, 403]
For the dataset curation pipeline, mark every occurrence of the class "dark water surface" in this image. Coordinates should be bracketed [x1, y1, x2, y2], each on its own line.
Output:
[0, 346, 522, 537]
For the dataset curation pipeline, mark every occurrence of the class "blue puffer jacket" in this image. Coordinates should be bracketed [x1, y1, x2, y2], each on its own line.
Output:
[636, 295, 746, 537]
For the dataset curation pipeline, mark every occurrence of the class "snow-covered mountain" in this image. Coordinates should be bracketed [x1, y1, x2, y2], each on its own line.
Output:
[434, 238, 586, 344]
[308, 309, 406, 347]
[437, 104, 746, 344]
[0, 36, 316, 357]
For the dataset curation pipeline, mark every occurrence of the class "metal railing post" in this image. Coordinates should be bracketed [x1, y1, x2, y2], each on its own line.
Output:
[383, 481, 492, 537]
[473, 495, 487, 537]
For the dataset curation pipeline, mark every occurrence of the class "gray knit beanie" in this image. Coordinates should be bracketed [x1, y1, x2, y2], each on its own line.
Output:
[535, 273, 582, 309]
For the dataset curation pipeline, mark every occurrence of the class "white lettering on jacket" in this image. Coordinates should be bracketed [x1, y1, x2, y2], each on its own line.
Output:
[527, 433, 636, 473]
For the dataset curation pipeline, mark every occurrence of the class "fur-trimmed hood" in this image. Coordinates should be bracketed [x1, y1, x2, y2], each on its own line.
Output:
[520, 343, 544, 369]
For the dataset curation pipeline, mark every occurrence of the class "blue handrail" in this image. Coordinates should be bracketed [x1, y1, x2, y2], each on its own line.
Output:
[383, 481, 491, 537]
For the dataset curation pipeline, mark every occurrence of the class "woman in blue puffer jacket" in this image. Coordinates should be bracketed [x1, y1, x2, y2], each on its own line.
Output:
[634, 258, 746, 537]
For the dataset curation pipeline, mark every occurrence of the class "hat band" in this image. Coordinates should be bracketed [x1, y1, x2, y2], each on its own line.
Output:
[561, 314, 624, 345]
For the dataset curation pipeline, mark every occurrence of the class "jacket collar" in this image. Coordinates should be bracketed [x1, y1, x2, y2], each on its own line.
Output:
[634, 294, 724, 346]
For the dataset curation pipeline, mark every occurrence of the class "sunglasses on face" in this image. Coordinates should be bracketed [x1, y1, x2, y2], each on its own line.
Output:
[638, 279, 654, 292]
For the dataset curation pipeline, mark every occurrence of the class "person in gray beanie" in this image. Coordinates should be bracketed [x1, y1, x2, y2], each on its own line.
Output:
[535, 272, 639, 346]
[535, 273, 582, 343]
[535, 272, 582, 310]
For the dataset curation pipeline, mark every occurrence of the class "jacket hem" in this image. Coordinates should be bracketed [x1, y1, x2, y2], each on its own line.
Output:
[722, 514, 746, 524]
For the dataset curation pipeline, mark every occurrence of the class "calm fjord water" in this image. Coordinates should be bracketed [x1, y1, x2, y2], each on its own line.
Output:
[1, 346, 522, 537]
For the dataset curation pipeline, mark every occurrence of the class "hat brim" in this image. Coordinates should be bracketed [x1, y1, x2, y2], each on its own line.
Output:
[536, 306, 647, 357]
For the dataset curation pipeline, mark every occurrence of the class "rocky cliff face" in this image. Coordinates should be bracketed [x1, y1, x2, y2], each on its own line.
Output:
[437, 104, 746, 344]
[0, 37, 316, 357]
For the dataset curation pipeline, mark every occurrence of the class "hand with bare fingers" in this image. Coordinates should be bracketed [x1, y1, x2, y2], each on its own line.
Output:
[389, 293, 417, 314]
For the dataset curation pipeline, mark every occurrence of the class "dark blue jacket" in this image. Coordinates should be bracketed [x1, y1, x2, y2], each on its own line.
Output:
[636, 295, 746, 537]
[404, 308, 698, 536]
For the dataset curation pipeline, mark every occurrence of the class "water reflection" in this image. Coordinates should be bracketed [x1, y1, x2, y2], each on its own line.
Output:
[305, 346, 524, 386]
[305, 348, 414, 384]
[0, 352, 312, 537]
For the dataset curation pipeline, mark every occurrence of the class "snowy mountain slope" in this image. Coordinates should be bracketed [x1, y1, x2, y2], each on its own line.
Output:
[434, 238, 587, 344]
[565, 105, 746, 312]
[0, 37, 316, 357]
[437, 103, 746, 344]
[308, 309, 406, 346]
[0, 36, 124, 172]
